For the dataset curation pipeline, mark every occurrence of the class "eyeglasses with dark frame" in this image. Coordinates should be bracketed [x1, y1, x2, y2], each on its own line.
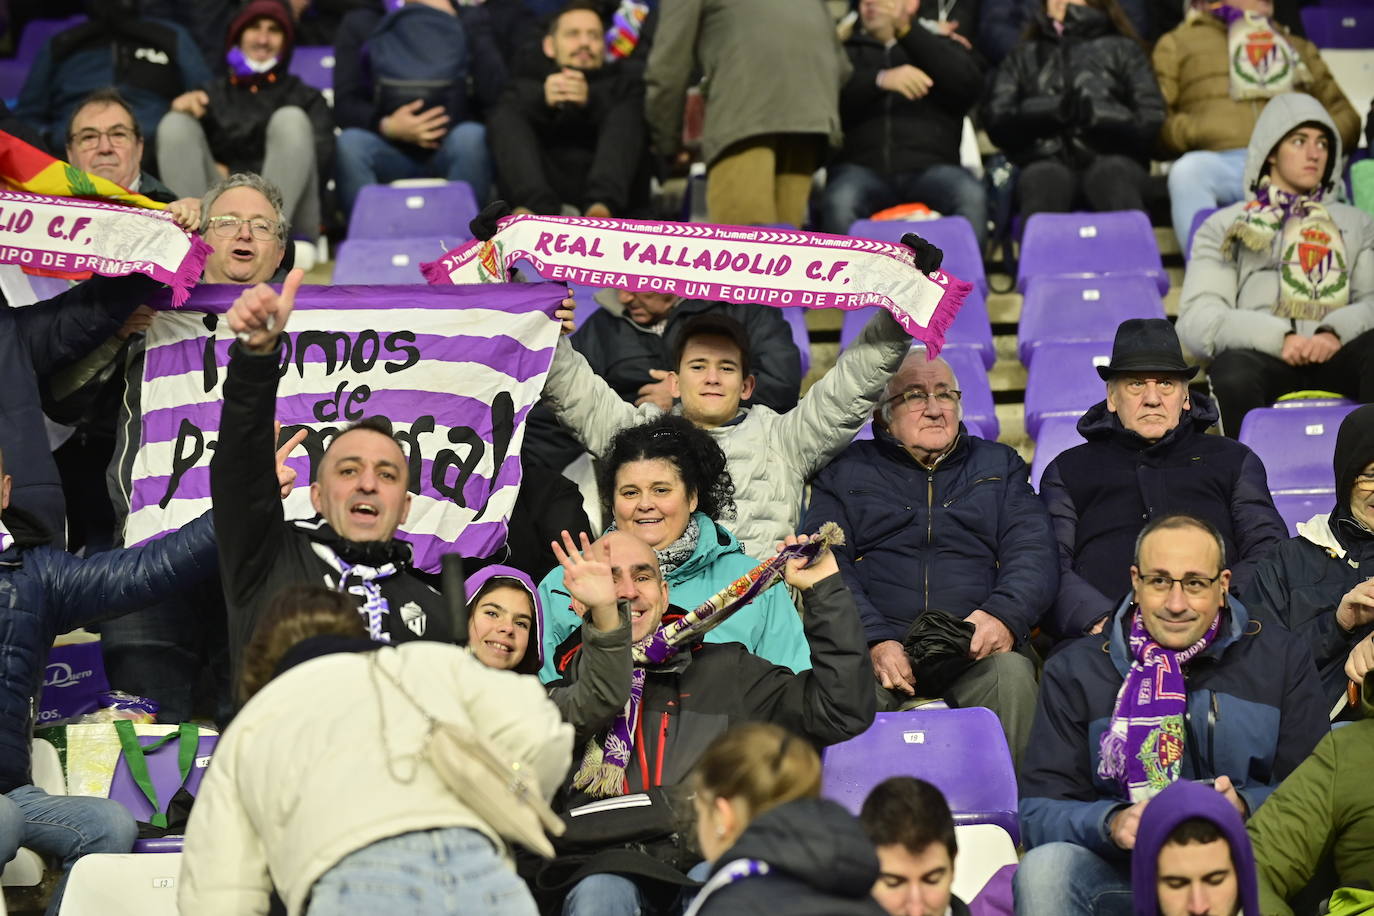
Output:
[1138, 572, 1224, 596]
[69, 126, 138, 150]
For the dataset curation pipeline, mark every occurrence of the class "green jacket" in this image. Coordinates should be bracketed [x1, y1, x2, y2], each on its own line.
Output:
[1247, 685, 1374, 915]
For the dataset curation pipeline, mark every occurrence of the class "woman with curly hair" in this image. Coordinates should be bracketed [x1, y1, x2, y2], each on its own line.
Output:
[535, 414, 810, 681]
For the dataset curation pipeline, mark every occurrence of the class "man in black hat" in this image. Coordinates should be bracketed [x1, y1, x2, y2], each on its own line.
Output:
[1037, 318, 1287, 641]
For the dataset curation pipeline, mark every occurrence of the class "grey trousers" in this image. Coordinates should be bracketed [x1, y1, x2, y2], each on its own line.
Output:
[875, 649, 1038, 771]
[156, 106, 320, 239]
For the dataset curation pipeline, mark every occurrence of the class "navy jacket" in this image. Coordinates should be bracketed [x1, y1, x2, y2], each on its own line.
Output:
[1039, 394, 1286, 639]
[0, 274, 162, 546]
[1019, 595, 1329, 856]
[0, 507, 217, 793]
[803, 426, 1057, 647]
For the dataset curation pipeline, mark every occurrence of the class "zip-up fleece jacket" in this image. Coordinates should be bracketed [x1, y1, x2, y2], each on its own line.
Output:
[802, 425, 1056, 647]
[211, 342, 452, 681]
[1019, 594, 1329, 854]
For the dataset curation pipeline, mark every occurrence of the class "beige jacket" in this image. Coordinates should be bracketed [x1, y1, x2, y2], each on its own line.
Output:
[177, 644, 572, 915]
[1152, 11, 1359, 156]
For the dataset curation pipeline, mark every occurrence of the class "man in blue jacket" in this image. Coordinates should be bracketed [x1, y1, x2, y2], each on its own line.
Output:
[0, 445, 217, 912]
[1013, 514, 1328, 916]
[803, 348, 1055, 767]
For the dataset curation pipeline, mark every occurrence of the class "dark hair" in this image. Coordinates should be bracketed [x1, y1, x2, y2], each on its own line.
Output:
[548, 0, 605, 35]
[322, 416, 406, 466]
[672, 313, 754, 380]
[1165, 816, 1226, 847]
[596, 414, 736, 523]
[66, 88, 141, 144]
[860, 777, 959, 859]
[1025, 0, 1143, 45]
[238, 586, 367, 702]
[1133, 514, 1227, 571]
[693, 723, 821, 818]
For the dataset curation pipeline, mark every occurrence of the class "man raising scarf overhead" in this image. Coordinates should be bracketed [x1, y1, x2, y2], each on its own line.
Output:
[536, 527, 872, 916]
[1179, 92, 1374, 437]
[1012, 514, 1328, 916]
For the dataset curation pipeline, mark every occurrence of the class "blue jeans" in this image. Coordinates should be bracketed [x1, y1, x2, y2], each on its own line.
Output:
[1013, 842, 1132, 916]
[0, 785, 137, 916]
[562, 859, 711, 916]
[1167, 148, 1247, 251]
[335, 123, 492, 217]
[307, 827, 535, 915]
[821, 162, 988, 248]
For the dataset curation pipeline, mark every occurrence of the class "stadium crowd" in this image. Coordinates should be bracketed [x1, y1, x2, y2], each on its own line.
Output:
[0, 0, 1373, 913]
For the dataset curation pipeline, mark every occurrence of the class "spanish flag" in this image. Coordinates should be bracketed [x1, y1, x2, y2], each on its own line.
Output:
[0, 128, 166, 210]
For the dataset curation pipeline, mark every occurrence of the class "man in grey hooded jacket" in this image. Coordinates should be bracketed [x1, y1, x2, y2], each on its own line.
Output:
[1177, 92, 1374, 436]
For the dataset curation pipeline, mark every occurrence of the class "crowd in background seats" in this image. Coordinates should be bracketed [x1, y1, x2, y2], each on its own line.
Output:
[0, 0, 1373, 914]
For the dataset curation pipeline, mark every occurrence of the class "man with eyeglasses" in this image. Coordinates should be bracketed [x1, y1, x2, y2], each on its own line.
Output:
[801, 347, 1054, 767]
[1013, 513, 1328, 916]
[1039, 318, 1286, 643]
[1241, 404, 1374, 710]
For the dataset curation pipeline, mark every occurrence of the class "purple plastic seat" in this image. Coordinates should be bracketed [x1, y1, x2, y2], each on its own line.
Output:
[1030, 413, 1087, 491]
[821, 708, 1019, 846]
[288, 45, 335, 91]
[1301, 6, 1374, 47]
[0, 15, 87, 100]
[1271, 491, 1335, 536]
[1237, 402, 1359, 492]
[838, 288, 995, 369]
[1186, 207, 1219, 259]
[1017, 210, 1167, 295]
[332, 237, 445, 283]
[1017, 275, 1164, 366]
[107, 731, 219, 853]
[1024, 340, 1113, 439]
[347, 181, 479, 241]
[847, 216, 988, 295]
[782, 307, 812, 377]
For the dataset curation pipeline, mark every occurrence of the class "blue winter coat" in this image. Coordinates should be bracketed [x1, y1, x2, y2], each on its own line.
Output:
[803, 426, 1057, 646]
[537, 512, 810, 683]
[0, 274, 161, 545]
[0, 508, 217, 793]
[1039, 394, 1287, 639]
[1019, 594, 1329, 856]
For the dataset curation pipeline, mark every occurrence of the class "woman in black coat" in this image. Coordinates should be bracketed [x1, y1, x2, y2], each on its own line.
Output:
[982, 0, 1164, 217]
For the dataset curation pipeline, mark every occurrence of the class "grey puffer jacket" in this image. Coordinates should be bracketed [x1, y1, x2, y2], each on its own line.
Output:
[1178, 93, 1374, 359]
[541, 310, 911, 559]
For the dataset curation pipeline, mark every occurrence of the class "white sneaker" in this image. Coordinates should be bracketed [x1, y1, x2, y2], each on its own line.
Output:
[293, 239, 317, 272]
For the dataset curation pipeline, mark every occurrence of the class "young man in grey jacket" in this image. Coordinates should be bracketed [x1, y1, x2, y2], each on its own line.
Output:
[1178, 92, 1374, 436]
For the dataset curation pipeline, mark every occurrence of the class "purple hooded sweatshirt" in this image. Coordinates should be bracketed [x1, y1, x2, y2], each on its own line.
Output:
[1131, 779, 1261, 916]
[464, 564, 544, 676]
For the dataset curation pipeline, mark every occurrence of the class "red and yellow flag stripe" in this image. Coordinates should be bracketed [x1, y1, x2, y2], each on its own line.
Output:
[0, 129, 166, 210]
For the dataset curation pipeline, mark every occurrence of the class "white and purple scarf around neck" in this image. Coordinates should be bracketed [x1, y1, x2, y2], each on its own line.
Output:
[336, 558, 400, 643]
[1097, 608, 1223, 802]
[571, 523, 844, 798]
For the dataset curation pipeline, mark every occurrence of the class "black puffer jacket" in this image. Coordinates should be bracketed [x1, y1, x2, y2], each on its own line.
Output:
[1240, 405, 1374, 705]
[691, 798, 888, 916]
[982, 5, 1164, 168]
[837, 22, 983, 176]
[0, 506, 217, 793]
[1039, 393, 1287, 639]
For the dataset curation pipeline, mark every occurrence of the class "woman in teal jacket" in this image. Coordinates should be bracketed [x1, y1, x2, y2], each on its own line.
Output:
[537, 416, 810, 683]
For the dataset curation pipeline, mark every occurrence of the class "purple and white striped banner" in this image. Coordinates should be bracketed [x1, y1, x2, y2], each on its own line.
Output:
[421, 214, 970, 356]
[124, 282, 568, 572]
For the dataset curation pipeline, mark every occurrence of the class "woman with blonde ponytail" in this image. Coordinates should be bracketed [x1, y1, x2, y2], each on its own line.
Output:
[685, 723, 887, 916]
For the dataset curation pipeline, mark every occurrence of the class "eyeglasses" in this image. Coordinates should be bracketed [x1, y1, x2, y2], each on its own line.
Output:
[886, 388, 962, 410]
[1138, 573, 1223, 596]
[69, 126, 138, 150]
[205, 215, 278, 241]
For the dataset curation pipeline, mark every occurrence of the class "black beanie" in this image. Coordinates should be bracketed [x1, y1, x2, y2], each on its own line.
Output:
[1333, 405, 1374, 515]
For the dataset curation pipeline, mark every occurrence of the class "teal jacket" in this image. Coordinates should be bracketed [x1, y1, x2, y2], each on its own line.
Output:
[537, 513, 811, 683]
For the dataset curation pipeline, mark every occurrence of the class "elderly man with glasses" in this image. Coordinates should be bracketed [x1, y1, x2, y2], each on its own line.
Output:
[1013, 513, 1328, 916]
[1039, 319, 1287, 644]
[802, 346, 1056, 767]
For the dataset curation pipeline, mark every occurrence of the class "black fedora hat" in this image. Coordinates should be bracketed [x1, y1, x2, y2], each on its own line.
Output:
[1095, 318, 1199, 381]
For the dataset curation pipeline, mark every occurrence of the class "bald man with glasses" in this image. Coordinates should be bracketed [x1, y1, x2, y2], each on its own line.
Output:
[802, 346, 1056, 767]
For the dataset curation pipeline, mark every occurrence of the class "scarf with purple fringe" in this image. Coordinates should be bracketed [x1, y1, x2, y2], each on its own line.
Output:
[1223, 177, 1349, 319]
[1097, 608, 1222, 802]
[571, 523, 845, 798]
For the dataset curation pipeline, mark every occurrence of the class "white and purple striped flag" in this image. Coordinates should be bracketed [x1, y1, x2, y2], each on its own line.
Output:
[124, 282, 567, 573]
